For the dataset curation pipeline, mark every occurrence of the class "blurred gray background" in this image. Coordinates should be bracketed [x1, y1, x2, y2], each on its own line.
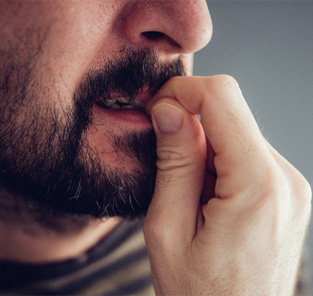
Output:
[194, 0, 313, 292]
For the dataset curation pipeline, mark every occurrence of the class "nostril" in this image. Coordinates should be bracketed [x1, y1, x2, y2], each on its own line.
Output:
[142, 31, 181, 49]
[142, 31, 165, 40]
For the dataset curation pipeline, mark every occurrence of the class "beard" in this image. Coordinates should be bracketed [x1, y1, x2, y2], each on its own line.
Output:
[0, 47, 184, 219]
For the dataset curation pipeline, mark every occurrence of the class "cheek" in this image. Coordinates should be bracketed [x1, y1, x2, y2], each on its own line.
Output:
[83, 122, 141, 171]
[26, 2, 118, 111]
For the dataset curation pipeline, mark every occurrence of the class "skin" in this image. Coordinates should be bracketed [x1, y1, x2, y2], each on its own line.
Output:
[144, 77, 312, 295]
[0, 0, 311, 295]
[0, 0, 210, 261]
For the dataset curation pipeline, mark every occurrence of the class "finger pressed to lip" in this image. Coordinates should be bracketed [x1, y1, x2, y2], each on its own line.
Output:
[149, 76, 277, 202]
[150, 75, 269, 159]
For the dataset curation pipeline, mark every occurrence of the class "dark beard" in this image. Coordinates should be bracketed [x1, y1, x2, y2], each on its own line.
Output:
[0, 47, 184, 219]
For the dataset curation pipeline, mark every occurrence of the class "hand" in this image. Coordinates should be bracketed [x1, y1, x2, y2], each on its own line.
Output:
[143, 75, 312, 296]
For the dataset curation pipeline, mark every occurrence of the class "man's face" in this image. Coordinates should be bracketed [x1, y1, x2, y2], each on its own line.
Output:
[0, 1, 212, 218]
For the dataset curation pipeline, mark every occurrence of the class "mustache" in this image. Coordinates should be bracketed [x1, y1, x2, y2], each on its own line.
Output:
[73, 48, 185, 115]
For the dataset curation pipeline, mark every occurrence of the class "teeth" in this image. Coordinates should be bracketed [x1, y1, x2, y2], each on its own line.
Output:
[97, 97, 146, 109]
[116, 97, 130, 104]
[102, 97, 129, 107]
[105, 98, 118, 106]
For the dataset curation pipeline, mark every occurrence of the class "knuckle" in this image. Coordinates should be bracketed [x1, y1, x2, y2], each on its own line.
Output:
[254, 175, 285, 213]
[157, 146, 202, 172]
[304, 179, 312, 203]
[157, 145, 185, 162]
[170, 76, 182, 84]
[258, 166, 312, 224]
[280, 162, 312, 211]
[212, 74, 240, 90]
[143, 217, 160, 245]
[268, 146, 312, 214]
[143, 216, 175, 251]
[204, 74, 245, 108]
[294, 173, 312, 212]
[157, 151, 184, 172]
[244, 164, 288, 211]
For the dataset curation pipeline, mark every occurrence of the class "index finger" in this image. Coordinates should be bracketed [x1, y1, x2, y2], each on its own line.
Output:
[147, 75, 273, 197]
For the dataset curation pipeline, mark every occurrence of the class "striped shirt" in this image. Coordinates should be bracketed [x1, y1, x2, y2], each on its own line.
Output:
[0, 219, 154, 295]
[0, 219, 310, 295]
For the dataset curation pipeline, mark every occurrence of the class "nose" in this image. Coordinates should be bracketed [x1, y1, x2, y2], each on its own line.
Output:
[118, 0, 213, 55]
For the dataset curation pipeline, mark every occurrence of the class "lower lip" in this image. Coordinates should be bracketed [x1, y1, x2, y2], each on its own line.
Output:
[93, 104, 152, 126]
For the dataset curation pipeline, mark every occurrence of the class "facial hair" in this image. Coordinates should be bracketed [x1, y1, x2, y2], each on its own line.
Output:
[0, 47, 184, 219]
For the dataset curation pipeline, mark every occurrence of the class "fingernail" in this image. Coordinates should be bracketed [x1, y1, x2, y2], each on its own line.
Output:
[152, 103, 183, 134]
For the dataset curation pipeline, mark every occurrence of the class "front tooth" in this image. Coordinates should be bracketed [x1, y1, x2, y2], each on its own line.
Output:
[106, 98, 118, 106]
[116, 97, 129, 104]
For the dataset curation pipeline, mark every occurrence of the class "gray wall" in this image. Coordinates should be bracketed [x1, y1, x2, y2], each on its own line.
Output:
[194, 0, 313, 290]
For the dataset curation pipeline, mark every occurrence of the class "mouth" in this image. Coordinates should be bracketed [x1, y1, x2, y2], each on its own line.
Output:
[95, 96, 146, 112]
[92, 90, 152, 126]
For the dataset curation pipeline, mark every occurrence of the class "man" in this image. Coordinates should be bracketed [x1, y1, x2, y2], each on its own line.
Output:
[0, 1, 311, 295]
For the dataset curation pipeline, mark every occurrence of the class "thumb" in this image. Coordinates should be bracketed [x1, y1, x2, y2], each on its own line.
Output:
[145, 98, 207, 242]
